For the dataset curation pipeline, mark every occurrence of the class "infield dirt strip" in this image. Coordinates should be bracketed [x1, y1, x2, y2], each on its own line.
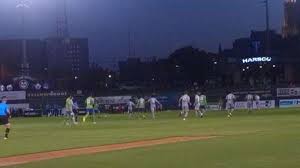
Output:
[0, 136, 217, 167]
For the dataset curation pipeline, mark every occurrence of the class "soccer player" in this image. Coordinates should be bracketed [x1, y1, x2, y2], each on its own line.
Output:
[94, 102, 100, 116]
[65, 95, 77, 125]
[0, 96, 11, 140]
[199, 92, 207, 118]
[179, 91, 191, 120]
[225, 92, 236, 118]
[245, 92, 254, 113]
[254, 94, 261, 110]
[73, 101, 79, 123]
[218, 97, 223, 111]
[194, 92, 201, 117]
[83, 94, 96, 124]
[127, 99, 136, 118]
[148, 95, 161, 120]
[137, 96, 146, 117]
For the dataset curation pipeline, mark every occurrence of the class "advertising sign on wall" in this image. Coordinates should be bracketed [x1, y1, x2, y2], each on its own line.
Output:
[9, 103, 29, 109]
[277, 88, 300, 97]
[279, 99, 300, 108]
[234, 100, 275, 109]
[0, 91, 26, 100]
[233, 90, 273, 100]
[95, 96, 132, 105]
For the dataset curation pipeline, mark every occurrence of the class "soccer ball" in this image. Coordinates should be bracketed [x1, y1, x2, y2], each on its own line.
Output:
[183, 118, 186, 121]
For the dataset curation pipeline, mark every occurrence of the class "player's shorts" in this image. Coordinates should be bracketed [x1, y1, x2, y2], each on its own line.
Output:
[0, 116, 9, 125]
[66, 111, 74, 116]
[247, 101, 253, 109]
[200, 105, 206, 110]
[195, 104, 200, 110]
[226, 102, 235, 110]
[182, 105, 189, 111]
[86, 108, 94, 114]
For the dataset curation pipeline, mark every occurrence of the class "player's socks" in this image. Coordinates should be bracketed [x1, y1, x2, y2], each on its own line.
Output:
[5, 128, 10, 139]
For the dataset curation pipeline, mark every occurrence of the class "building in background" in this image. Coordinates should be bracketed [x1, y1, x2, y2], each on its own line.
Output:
[0, 39, 46, 82]
[220, 30, 300, 87]
[0, 38, 89, 90]
[46, 38, 89, 88]
[283, 0, 300, 37]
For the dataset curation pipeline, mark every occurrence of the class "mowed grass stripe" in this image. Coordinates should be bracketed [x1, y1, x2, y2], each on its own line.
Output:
[0, 136, 218, 167]
[0, 109, 299, 158]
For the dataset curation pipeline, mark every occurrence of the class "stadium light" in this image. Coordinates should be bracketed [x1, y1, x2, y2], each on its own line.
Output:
[242, 69, 246, 72]
[259, 65, 263, 69]
[246, 66, 249, 69]
[272, 64, 276, 68]
[214, 61, 218, 65]
[108, 74, 112, 78]
[16, 0, 31, 8]
[74, 76, 78, 80]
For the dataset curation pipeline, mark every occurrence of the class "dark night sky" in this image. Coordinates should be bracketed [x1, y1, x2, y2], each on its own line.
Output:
[0, 0, 284, 68]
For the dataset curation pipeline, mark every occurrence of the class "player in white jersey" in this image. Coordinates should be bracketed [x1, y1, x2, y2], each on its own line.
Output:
[148, 95, 161, 119]
[226, 92, 236, 117]
[245, 92, 254, 113]
[194, 92, 201, 117]
[254, 94, 260, 110]
[127, 100, 136, 118]
[179, 91, 191, 120]
[137, 97, 146, 118]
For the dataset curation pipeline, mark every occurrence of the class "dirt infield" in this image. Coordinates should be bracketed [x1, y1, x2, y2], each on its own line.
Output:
[0, 136, 217, 167]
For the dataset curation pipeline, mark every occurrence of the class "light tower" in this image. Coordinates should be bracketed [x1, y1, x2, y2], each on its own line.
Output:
[262, 0, 271, 57]
[56, 0, 69, 38]
[16, 0, 31, 77]
[282, 0, 299, 37]
[128, 31, 136, 57]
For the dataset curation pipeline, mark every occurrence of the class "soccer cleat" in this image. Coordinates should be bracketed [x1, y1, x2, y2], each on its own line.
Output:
[93, 122, 97, 124]
[4, 137, 8, 140]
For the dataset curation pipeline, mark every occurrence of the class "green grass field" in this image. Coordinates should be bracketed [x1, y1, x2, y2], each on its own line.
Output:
[1, 108, 300, 168]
